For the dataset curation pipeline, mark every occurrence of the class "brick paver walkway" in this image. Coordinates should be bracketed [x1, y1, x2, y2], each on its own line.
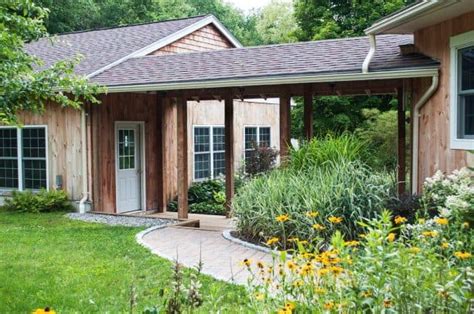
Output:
[140, 226, 273, 284]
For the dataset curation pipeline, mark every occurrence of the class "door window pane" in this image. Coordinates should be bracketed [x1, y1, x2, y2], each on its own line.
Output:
[118, 129, 136, 170]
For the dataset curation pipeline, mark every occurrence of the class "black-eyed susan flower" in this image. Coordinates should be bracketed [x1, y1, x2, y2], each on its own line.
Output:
[454, 251, 472, 260]
[241, 258, 252, 267]
[387, 233, 396, 242]
[266, 237, 279, 246]
[306, 211, 319, 218]
[276, 214, 290, 222]
[434, 217, 448, 225]
[312, 223, 325, 231]
[422, 230, 438, 237]
[328, 216, 343, 224]
[441, 242, 449, 249]
[394, 215, 407, 224]
[323, 301, 335, 310]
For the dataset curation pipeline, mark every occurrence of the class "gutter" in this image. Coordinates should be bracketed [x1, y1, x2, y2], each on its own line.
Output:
[362, 34, 376, 73]
[412, 74, 439, 194]
[78, 109, 89, 213]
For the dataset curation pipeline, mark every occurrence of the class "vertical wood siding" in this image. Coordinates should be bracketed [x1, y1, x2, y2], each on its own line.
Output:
[150, 24, 233, 56]
[414, 11, 474, 190]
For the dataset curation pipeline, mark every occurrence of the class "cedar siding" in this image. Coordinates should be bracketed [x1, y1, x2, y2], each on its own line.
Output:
[414, 11, 474, 190]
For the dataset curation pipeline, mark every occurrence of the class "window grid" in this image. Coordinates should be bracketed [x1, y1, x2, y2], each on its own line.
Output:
[244, 127, 271, 162]
[459, 46, 474, 139]
[193, 126, 225, 181]
[118, 129, 136, 170]
[0, 127, 47, 190]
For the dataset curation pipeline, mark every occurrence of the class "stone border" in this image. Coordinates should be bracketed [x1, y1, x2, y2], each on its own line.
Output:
[222, 229, 273, 254]
[136, 224, 170, 251]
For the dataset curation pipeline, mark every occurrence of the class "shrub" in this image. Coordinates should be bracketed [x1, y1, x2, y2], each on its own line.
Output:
[233, 159, 393, 244]
[244, 144, 278, 176]
[289, 134, 368, 171]
[244, 211, 473, 313]
[1, 189, 73, 213]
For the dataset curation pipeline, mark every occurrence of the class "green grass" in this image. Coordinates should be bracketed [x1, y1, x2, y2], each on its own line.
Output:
[0, 212, 248, 313]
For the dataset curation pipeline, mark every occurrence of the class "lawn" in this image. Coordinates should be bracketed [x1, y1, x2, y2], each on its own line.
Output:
[0, 212, 248, 313]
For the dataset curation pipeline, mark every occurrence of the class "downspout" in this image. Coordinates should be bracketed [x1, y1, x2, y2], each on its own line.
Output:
[79, 108, 89, 213]
[362, 34, 376, 73]
[412, 74, 439, 194]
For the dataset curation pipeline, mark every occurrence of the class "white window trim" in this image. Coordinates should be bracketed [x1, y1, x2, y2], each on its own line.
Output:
[192, 125, 225, 182]
[0, 125, 49, 192]
[450, 30, 474, 150]
[243, 125, 272, 159]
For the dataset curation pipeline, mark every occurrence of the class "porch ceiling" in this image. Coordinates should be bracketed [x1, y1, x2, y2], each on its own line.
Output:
[92, 34, 439, 94]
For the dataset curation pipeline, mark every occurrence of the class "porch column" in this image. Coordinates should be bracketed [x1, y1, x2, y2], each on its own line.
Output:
[279, 89, 292, 162]
[303, 84, 314, 140]
[156, 94, 166, 212]
[176, 96, 188, 219]
[397, 87, 406, 196]
[224, 94, 234, 215]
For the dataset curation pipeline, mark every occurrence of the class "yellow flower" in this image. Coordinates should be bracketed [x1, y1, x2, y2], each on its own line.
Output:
[329, 265, 344, 275]
[315, 287, 326, 294]
[306, 211, 319, 218]
[266, 237, 279, 246]
[344, 240, 360, 247]
[276, 214, 290, 222]
[33, 309, 56, 314]
[361, 290, 372, 298]
[257, 261, 265, 269]
[293, 279, 304, 287]
[328, 216, 343, 224]
[434, 217, 448, 225]
[300, 262, 314, 276]
[287, 260, 297, 271]
[394, 215, 407, 224]
[255, 292, 264, 301]
[241, 258, 252, 267]
[323, 301, 335, 310]
[387, 233, 396, 242]
[441, 242, 449, 249]
[317, 268, 330, 276]
[383, 299, 393, 308]
[422, 230, 438, 238]
[408, 247, 421, 254]
[312, 223, 325, 230]
[454, 251, 472, 260]
[285, 301, 296, 310]
[277, 308, 291, 314]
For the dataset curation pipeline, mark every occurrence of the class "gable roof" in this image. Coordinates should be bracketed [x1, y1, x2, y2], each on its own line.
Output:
[25, 15, 242, 77]
[91, 34, 439, 92]
[366, 0, 473, 34]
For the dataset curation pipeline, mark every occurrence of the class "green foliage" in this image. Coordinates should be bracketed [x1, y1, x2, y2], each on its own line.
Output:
[0, 0, 103, 125]
[233, 156, 394, 243]
[253, 0, 298, 44]
[0, 212, 249, 312]
[1, 189, 73, 213]
[246, 211, 473, 313]
[293, 0, 413, 41]
[355, 108, 404, 169]
[289, 134, 368, 171]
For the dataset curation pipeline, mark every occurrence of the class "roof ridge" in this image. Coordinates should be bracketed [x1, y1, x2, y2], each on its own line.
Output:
[129, 33, 412, 59]
[49, 14, 210, 37]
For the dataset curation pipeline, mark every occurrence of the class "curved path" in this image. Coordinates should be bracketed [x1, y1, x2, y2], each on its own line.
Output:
[139, 226, 273, 284]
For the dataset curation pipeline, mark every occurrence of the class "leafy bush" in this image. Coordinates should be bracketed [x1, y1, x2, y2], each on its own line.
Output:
[244, 144, 278, 176]
[233, 158, 393, 244]
[245, 211, 473, 313]
[289, 134, 368, 171]
[1, 189, 73, 213]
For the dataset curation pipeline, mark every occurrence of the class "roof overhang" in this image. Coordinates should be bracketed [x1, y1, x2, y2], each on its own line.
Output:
[366, 0, 472, 35]
[86, 15, 242, 79]
[102, 66, 439, 93]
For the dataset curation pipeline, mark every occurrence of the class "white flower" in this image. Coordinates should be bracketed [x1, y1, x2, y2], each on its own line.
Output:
[439, 208, 452, 217]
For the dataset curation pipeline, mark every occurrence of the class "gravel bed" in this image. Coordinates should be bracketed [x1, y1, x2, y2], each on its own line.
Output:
[66, 213, 177, 227]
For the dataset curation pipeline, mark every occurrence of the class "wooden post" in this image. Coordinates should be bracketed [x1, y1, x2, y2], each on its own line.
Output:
[279, 89, 292, 161]
[176, 96, 188, 219]
[156, 94, 166, 212]
[397, 87, 406, 196]
[224, 94, 234, 215]
[303, 85, 313, 140]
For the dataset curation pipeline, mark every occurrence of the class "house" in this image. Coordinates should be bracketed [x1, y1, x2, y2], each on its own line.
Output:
[6, 1, 473, 218]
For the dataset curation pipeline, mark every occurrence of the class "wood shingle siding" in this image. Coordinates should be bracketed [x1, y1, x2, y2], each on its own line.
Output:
[414, 11, 474, 190]
[151, 24, 233, 56]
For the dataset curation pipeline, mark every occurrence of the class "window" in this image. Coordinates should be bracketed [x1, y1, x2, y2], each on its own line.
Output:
[0, 126, 47, 190]
[244, 126, 271, 161]
[193, 126, 225, 180]
[450, 30, 474, 149]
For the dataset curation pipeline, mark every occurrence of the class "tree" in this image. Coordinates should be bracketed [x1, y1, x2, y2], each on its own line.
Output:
[0, 0, 103, 125]
[254, 0, 297, 44]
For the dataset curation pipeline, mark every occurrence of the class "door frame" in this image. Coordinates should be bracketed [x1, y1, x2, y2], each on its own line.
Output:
[114, 121, 146, 212]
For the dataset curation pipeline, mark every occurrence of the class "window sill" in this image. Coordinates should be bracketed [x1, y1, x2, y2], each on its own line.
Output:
[450, 138, 474, 150]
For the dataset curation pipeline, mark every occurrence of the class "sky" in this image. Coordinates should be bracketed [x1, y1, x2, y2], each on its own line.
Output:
[224, 0, 273, 12]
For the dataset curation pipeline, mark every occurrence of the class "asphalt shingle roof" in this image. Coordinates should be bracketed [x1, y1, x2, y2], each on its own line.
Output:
[25, 15, 208, 76]
[91, 34, 439, 87]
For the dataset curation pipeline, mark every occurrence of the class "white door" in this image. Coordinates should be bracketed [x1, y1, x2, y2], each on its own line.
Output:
[116, 123, 142, 213]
